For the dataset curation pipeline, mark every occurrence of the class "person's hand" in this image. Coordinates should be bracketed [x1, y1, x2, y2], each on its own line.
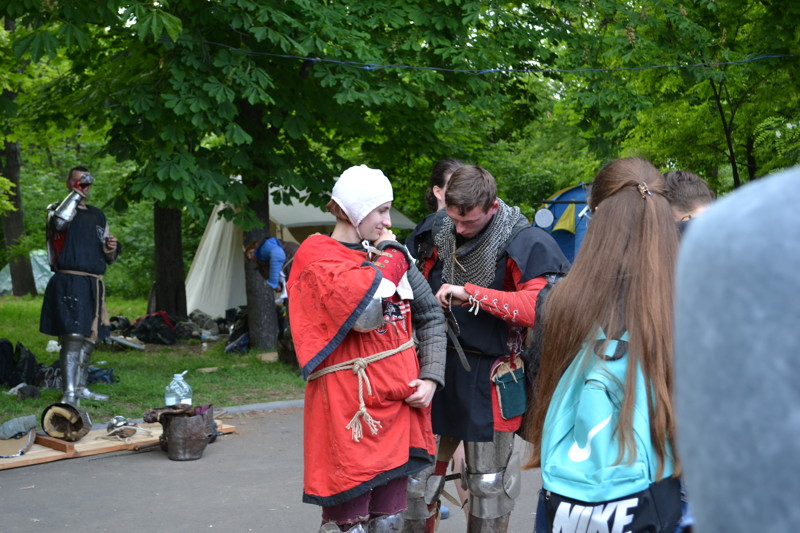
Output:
[104, 236, 118, 252]
[405, 378, 436, 408]
[435, 283, 468, 308]
[374, 227, 397, 245]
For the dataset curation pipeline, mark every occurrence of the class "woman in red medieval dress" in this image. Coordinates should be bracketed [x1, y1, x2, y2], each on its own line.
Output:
[287, 165, 446, 532]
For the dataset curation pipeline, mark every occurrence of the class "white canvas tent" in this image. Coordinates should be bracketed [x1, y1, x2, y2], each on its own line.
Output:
[0, 250, 53, 295]
[185, 193, 416, 318]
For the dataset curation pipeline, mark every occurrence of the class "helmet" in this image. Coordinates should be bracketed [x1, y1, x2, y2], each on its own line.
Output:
[106, 416, 137, 439]
[41, 403, 92, 442]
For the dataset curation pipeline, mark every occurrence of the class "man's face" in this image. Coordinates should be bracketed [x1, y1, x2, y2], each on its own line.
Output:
[446, 200, 499, 238]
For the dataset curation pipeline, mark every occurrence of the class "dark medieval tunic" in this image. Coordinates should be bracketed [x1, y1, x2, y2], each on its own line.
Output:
[426, 224, 569, 442]
[40, 205, 113, 340]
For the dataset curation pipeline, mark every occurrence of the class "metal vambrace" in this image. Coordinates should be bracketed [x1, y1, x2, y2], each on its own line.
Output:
[464, 433, 521, 519]
[50, 189, 85, 232]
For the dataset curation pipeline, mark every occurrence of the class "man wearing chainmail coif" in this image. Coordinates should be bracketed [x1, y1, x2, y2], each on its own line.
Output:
[409, 165, 569, 532]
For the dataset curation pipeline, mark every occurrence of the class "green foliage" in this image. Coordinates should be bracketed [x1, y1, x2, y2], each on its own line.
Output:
[753, 116, 800, 173]
[478, 76, 602, 220]
[0, 295, 306, 422]
[2, 1, 564, 227]
[0, 175, 13, 216]
[3, 0, 799, 296]
[542, 0, 800, 188]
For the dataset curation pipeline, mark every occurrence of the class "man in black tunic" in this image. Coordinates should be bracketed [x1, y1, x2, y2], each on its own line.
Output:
[40, 166, 121, 406]
[407, 165, 568, 532]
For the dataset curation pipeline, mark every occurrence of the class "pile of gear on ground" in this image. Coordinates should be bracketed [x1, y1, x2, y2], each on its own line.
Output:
[0, 308, 236, 461]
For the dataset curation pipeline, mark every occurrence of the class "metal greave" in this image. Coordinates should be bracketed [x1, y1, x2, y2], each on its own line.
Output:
[58, 335, 84, 407]
[59, 335, 108, 402]
[77, 337, 108, 401]
[463, 431, 519, 533]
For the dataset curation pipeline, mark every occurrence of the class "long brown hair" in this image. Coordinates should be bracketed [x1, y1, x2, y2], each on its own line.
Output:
[524, 157, 680, 479]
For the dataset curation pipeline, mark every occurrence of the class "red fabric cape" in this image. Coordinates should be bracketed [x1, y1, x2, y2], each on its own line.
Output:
[286, 234, 436, 505]
[287, 234, 381, 379]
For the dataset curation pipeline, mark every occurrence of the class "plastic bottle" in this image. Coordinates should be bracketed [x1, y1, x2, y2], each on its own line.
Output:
[165, 371, 193, 406]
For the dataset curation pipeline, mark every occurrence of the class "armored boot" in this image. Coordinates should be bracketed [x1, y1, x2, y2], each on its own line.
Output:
[59, 335, 84, 407]
[367, 512, 404, 532]
[76, 337, 108, 401]
[466, 513, 511, 533]
[319, 522, 367, 532]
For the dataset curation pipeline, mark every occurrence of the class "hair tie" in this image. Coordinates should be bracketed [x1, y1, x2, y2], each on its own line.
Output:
[637, 183, 651, 199]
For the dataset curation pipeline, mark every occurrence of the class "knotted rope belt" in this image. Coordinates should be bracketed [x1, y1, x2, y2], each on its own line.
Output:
[58, 270, 107, 341]
[308, 339, 414, 442]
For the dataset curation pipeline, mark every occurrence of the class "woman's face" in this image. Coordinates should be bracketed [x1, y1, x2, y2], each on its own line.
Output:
[358, 201, 392, 242]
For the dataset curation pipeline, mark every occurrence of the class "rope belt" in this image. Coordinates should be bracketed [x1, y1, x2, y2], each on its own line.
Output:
[58, 270, 107, 341]
[308, 339, 414, 442]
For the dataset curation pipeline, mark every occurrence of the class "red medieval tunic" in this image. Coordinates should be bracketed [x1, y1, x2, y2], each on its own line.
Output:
[287, 234, 436, 506]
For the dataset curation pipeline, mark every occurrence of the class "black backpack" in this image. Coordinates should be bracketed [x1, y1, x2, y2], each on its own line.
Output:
[132, 311, 178, 345]
[12, 342, 40, 386]
[0, 338, 15, 387]
[0, 340, 40, 388]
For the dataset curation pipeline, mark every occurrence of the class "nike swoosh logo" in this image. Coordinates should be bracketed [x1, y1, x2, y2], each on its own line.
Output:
[568, 415, 612, 462]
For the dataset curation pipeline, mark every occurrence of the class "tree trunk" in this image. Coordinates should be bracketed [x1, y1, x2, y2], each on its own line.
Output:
[1, 18, 36, 296]
[746, 135, 758, 182]
[1, 139, 36, 296]
[242, 180, 278, 350]
[153, 204, 187, 317]
[709, 79, 742, 189]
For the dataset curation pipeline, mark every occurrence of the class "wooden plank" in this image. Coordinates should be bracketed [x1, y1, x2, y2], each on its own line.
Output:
[0, 420, 236, 471]
[0, 444, 74, 469]
[34, 434, 75, 454]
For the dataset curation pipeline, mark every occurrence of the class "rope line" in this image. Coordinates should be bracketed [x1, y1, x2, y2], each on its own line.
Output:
[176, 38, 799, 75]
[308, 339, 414, 442]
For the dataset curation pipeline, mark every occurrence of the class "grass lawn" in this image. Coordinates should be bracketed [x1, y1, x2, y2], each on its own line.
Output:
[1, 295, 306, 425]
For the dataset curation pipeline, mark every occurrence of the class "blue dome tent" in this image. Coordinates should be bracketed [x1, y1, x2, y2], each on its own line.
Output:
[533, 183, 591, 263]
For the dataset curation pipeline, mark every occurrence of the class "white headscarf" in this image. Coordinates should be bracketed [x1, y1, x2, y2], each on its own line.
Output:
[331, 165, 393, 231]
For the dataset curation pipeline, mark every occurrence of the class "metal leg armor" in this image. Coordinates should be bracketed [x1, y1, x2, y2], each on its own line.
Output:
[76, 337, 108, 401]
[61, 335, 108, 402]
[319, 522, 367, 533]
[58, 335, 84, 407]
[402, 462, 444, 533]
[367, 512, 404, 533]
[464, 431, 521, 533]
